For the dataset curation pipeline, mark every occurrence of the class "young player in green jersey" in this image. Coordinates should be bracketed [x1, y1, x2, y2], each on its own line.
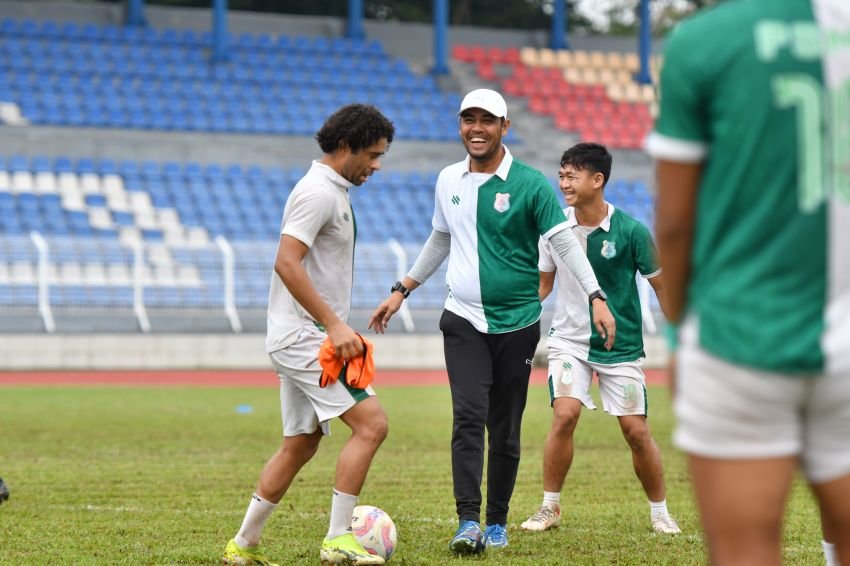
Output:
[521, 143, 680, 535]
[647, 1, 850, 563]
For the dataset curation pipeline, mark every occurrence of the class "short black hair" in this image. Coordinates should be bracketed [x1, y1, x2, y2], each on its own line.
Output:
[315, 104, 395, 154]
[560, 143, 612, 187]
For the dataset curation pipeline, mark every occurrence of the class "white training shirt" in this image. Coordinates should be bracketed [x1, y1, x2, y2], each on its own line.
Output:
[266, 160, 356, 353]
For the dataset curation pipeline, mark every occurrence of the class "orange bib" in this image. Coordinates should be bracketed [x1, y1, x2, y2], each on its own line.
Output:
[318, 334, 375, 389]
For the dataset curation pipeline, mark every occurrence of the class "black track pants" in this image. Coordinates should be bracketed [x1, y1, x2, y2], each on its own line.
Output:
[440, 309, 540, 526]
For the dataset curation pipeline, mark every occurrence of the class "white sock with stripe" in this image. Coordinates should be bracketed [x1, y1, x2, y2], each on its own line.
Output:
[327, 489, 358, 540]
[543, 491, 561, 509]
[649, 499, 669, 519]
[235, 493, 277, 548]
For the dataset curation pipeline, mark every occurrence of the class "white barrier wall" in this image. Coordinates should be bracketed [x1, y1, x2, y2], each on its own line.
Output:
[0, 333, 667, 371]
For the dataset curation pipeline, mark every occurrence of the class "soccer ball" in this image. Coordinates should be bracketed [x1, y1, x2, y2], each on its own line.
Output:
[351, 505, 397, 561]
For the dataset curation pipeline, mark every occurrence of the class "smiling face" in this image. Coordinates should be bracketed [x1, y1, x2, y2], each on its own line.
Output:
[339, 138, 389, 186]
[558, 163, 605, 208]
[459, 108, 509, 172]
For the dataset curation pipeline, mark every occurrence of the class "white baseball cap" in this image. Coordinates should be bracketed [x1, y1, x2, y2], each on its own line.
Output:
[458, 88, 508, 119]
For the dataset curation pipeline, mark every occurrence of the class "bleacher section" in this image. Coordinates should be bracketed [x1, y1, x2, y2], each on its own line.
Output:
[0, 155, 446, 316]
[0, 18, 521, 142]
[0, 11, 662, 332]
[0, 154, 654, 321]
[453, 44, 658, 149]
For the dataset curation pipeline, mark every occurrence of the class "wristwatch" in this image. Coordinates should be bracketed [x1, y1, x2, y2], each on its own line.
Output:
[391, 281, 411, 299]
[589, 289, 608, 304]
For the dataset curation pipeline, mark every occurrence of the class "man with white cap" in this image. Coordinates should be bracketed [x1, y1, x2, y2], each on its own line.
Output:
[369, 88, 616, 554]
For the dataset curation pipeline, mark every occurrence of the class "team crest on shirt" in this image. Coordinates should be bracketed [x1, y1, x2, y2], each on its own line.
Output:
[494, 192, 511, 213]
[601, 240, 617, 259]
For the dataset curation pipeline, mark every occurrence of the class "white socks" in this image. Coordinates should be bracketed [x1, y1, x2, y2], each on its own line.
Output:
[235, 493, 277, 548]
[327, 489, 358, 539]
[649, 499, 669, 519]
[823, 540, 839, 566]
[543, 491, 561, 509]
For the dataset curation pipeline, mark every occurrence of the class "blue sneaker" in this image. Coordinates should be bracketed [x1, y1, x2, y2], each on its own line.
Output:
[449, 520, 484, 555]
[483, 524, 508, 548]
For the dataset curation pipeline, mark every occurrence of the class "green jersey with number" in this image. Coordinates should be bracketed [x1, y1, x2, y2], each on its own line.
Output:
[645, 0, 850, 373]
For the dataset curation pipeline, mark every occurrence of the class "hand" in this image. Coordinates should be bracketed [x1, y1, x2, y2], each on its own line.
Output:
[592, 299, 616, 350]
[326, 321, 363, 362]
[367, 293, 405, 334]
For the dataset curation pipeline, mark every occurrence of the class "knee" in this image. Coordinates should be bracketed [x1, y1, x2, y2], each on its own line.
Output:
[551, 407, 580, 436]
[622, 424, 653, 451]
[359, 412, 389, 447]
[282, 438, 320, 466]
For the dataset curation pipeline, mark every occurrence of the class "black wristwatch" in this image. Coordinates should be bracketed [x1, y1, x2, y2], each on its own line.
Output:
[589, 289, 608, 304]
[391, 281, 411, 299]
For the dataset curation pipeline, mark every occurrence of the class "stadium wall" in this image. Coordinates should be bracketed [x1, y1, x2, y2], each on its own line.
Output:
[0, 333, 667, 370]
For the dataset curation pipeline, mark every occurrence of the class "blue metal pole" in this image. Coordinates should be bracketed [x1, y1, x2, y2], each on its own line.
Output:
[347, 0, 365, 40]
[126, 0, 145, 27]
[212, 0, 229, 63]
[550, 0, 569, 51]
[635, 0, 652, 84]
[432, 0, 449, 75]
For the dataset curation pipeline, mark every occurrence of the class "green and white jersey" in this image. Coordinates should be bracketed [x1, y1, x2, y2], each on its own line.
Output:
[539, 204, 660, 364]
[433, 147, 569, 333]
[645, 0, 850, 374]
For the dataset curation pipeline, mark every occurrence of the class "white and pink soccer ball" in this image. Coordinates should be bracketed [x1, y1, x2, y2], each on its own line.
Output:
[352, 505, 397, 561]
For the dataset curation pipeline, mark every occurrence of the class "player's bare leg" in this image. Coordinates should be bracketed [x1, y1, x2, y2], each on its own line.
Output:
[543, 397, 583, 493]
[618, 415, 665, 501]
[812, 472, 850, 566]
[257, 430, 323, 503]
[521, 397, 581, 531]
[689, 455, 796, 565]
[336, 396, 388, 495]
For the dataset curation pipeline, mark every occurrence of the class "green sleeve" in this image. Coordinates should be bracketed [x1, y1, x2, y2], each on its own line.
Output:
[632, 222, 660, 276]
[654, 22, 710, 143]
[533, 177, 568, 236]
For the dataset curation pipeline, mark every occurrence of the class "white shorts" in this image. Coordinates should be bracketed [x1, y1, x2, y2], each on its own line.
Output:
[547, 351, 648, 416]
[674, 341, 850, 484]
[270, 325, 375, 438]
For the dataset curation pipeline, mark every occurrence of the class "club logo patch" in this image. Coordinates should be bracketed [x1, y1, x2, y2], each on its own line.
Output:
[601, 240, 617, 259]
[494, 192, 510, 213]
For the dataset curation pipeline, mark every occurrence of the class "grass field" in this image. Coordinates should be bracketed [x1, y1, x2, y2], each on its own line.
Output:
[0, 383, 826, 565]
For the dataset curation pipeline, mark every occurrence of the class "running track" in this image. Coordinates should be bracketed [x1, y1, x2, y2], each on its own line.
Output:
[0, 368, 667, 387]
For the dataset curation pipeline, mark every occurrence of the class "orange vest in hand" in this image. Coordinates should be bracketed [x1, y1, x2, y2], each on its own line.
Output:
[318, 334, 375, 389]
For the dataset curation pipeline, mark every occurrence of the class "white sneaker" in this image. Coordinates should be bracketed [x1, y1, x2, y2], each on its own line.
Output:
[520, 505, 561, 531]
[651, 514, 681, 534]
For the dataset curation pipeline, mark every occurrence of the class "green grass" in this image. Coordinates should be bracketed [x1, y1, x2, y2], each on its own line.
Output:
[0, 384, 825, 565]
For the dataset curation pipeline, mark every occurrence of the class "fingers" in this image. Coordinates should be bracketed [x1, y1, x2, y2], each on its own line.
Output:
[594, 317, 616, 350]
[335, 338, 363, 362]
[368, 303, 397, 334]
[604, 319, 615, 350]
[367, 314, 383, 333]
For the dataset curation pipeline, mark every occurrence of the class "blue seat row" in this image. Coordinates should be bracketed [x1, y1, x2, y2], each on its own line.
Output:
[0, 19, 462, 140]
[0, 20, 386, 55]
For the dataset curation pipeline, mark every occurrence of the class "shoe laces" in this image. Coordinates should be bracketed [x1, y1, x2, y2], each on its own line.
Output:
[652, 514, 680, 532]
[484, 524, 507, 544]
[529, 506, 558, 523]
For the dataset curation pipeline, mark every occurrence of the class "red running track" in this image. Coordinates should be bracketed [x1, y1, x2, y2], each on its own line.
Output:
[0, 368, 668, 387]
